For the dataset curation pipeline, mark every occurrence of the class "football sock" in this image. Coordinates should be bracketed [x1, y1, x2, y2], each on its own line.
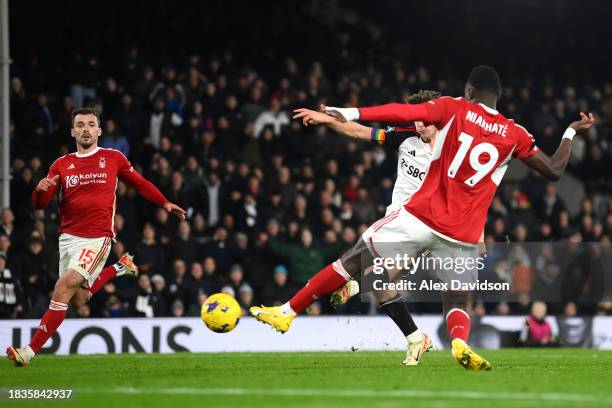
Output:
[29, 300, 68, 353]
[379, 294, 418, 337]
[289, 261, 350, 314]
[88, 265, 121, 295]
[446, 308, 471, 343]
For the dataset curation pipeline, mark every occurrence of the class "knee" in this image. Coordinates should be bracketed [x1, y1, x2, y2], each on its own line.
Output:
[54, 270, 84, 295]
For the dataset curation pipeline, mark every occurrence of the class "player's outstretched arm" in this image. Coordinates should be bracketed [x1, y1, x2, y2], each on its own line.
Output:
[323, 103, 434, 124]
[32, 174, 60, 209]
[119, 169, 186, 220]
[522, 113, 595, 181]
[292, 107, 372, 140]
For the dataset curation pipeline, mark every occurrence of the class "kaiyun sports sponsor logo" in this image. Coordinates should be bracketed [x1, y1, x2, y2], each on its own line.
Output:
[64, 172, 108, 188]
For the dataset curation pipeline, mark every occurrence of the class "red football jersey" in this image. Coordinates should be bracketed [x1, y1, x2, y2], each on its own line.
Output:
[32, 147, 168, 239]
[360, 97, 539, 243]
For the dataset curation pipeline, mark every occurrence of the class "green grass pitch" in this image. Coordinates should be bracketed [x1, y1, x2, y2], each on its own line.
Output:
[2, 349, 612, 407]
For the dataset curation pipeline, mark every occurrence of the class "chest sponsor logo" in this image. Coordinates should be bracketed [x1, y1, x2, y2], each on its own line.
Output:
[401, 158, 425, 181]
[64, 172, 108, 189]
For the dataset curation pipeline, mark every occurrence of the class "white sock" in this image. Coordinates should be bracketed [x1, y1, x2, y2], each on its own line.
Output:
[25, 345, 35, 359]
[406, 330, 423, 344]
[113, 263, 126, 276]
[279, 302, 296, 316]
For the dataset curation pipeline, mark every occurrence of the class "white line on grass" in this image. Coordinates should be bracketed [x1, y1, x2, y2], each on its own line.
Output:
[78, 387, 612, 405]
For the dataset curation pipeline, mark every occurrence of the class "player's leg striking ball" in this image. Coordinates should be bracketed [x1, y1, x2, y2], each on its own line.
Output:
[250, 261, 350, 333]
[250, 236, 432, 365]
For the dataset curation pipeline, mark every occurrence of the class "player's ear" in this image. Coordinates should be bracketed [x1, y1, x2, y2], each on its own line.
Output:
[464, 84, 475, 101]
[70, 128, 76, 139]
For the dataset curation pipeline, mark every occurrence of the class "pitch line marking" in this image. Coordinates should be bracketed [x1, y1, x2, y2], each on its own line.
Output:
[78, 387, 612, 405]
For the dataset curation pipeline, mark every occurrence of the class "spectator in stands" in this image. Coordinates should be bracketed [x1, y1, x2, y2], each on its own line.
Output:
[100, 119, 130, 157]
[253, 98, 290, 138]
[520, 301, 559, 347]
[269, 228, 343, 285]
[132, 274, 167, 317]
[0, 254, 23, 318]
[134, 223, 166, 275]
[262, 265, 297, 306]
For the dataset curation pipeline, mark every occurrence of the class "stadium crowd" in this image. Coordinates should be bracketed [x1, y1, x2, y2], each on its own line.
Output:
[1, 5, 611, 320]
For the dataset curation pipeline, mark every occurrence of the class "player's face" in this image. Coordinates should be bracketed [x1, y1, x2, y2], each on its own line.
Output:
[415, 121, 437, 142]
[71, 114, 102, 149]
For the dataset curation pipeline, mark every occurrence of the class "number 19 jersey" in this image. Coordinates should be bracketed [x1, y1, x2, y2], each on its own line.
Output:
[404, 97, 540, 244]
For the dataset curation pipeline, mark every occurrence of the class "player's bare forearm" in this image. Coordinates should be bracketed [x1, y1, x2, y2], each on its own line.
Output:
[522, 138, 572, 181]
[327, 120, 372, 141]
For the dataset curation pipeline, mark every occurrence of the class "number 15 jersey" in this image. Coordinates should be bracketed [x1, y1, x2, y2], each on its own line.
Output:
[402, 97, 539, 244]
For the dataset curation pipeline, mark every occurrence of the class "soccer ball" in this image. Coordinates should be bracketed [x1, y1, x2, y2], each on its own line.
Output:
[201, 293, 242, 333]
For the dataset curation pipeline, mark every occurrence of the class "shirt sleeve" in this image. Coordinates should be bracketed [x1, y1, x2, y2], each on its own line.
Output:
[359, 97, 461, 128]
[31, 159, 61, 209]
[513, 124, 540, 160]
[116, 152, 169, 207]
[421, 96, 462, 128]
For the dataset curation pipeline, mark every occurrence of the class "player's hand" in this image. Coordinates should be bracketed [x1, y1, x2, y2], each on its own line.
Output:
[35, 175, 59, 192]
[164, 202, 186, 221]
[569, 112, 595, 134]
[477, 241, 487, 257]
[292, 108, 335, 126]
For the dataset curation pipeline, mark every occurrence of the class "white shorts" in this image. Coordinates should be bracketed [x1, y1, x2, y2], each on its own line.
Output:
[384, 203, 402, 217]
[59, 233, 112, 288]
[362, 207, 479, 285]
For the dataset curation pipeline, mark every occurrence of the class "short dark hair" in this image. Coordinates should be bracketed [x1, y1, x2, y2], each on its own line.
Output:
[71, 108, 101, 127]
[467, 65, 501, 96]
[405, 90, 441, 104]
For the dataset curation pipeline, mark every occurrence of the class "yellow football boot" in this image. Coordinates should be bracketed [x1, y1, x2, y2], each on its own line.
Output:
[249, 306, 295, 333]
[451, 339, 492, 371]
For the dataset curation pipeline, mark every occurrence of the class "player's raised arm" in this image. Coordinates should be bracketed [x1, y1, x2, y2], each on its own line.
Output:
[521, 113, 595, 181]
[32, 169, 60, 209]
[117, 154, 186, 220]
[292, 106, 372, 141]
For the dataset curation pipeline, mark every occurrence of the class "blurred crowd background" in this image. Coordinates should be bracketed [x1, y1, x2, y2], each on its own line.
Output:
[1, 1, 611, 319]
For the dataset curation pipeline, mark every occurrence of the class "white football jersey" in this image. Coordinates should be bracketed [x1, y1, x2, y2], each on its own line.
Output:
[373, 126, 433, 214]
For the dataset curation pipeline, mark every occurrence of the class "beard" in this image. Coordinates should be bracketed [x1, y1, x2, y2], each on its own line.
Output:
[78, 140, 94, 149]
[77, 135, 96, 149]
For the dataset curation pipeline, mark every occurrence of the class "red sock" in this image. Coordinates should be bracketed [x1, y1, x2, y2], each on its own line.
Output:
[88, 265, 118, 295]
[446, 308, 471, 342]
[289, 261, 349, 314]
[29, 300, 68, 353]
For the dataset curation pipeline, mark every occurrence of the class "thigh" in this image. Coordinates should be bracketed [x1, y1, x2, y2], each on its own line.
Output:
[362, 208, 436, 260]
[429, 238, 480, 289]
[339, 238, 373, 279]
[60, 234, 112, 288]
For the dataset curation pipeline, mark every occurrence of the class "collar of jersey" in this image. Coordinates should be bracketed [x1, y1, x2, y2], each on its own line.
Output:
[478, 103, 499, 115]
[75, 146, 100, 158]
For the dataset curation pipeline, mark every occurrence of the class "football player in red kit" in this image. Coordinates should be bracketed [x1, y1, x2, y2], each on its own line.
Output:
[6, 108, 186, 366]
[252, 66, 595, 371]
